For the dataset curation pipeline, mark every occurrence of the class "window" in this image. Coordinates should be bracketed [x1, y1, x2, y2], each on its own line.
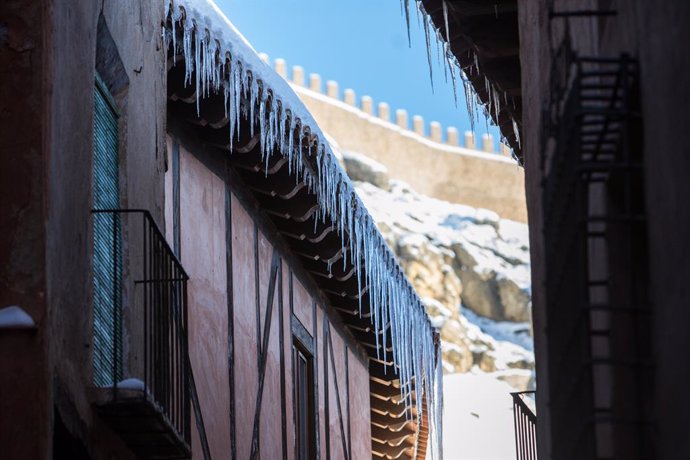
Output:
[92, 74, 122, 387]
[293, 339, 316, 459]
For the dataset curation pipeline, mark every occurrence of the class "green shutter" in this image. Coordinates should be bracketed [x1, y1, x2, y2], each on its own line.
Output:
[92, 77, 122, 387]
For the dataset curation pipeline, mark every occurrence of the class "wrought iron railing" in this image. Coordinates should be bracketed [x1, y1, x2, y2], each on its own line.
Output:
[512, 391, 537, 460]
[92, 209, 191, 445]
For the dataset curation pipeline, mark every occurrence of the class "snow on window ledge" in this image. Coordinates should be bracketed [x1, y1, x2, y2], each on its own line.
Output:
[0, 305, 37, 331]
[114, 378, 146, 392]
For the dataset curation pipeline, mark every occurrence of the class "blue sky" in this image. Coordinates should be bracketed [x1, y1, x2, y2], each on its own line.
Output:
[216, 0, 501, 145]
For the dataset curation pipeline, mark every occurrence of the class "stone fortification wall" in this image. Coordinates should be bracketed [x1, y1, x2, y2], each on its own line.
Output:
[259, 55, 527, 222]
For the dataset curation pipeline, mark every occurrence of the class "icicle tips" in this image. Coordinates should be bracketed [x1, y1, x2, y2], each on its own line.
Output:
[402, 0, 522, 161]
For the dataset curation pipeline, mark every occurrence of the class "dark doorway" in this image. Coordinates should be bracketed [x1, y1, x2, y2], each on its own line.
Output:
[53, 409, 90, 460]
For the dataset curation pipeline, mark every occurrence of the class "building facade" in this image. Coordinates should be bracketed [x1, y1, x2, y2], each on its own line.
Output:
[415, 0, 690, 458]
[0, 1, 442, 459]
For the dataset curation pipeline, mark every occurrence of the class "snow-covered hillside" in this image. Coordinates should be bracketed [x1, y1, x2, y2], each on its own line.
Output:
[338, 149, 535, 457]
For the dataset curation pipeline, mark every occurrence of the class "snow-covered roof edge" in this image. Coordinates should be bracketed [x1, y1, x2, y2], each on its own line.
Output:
[164, 0, 442, 456]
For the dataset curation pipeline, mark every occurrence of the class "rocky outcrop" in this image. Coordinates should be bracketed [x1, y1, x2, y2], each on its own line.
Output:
[454, 264, 531, 323]
[396, 234, 462, 315]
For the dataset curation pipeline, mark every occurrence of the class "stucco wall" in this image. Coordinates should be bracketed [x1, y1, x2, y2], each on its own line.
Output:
[170, 137, 372, 458]
[516, 1, 551, 455]
[278, 71, 528, 222]
[634, 2, 690, 456]
[1, 0, 166, 458]
[0, 2, 51, 459]
[49, 0, 168, 453]
[518, 0, 690, 458]
[179, 147, 231, 458]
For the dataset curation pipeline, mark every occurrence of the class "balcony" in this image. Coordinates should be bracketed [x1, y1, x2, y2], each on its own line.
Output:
[511, 391, 537, 460]
[91, 209, 191, 459]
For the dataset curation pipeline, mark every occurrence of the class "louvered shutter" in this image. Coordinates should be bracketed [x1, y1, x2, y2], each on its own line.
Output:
[92, 78, 122, 387]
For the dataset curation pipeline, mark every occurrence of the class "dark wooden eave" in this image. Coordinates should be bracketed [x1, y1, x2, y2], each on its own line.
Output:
[167, 51, 429, 459]
[420, 0, 523, 161]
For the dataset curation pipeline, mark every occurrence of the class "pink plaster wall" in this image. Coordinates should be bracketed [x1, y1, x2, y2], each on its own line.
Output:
[349, 347, 372, 459]
[317, 306, 328, 460]
[257, 230, 283, 457]
[170, 146, 371, 458]
[230, 195, 258, 458]
[164, 136, 174, 243]
[283, 262, 296, 460]
[179, 147, 231, 459]
[293, 276, 314, 335]
[327, 328, 348, 459]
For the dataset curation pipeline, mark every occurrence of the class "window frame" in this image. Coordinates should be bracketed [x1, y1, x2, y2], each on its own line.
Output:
[292, 317, 316, 460]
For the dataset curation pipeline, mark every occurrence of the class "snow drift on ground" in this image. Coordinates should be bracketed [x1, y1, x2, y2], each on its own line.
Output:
[442, 372, 517, 460]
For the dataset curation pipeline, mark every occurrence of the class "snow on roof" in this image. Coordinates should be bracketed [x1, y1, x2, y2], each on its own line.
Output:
[165, 1, 442, 455]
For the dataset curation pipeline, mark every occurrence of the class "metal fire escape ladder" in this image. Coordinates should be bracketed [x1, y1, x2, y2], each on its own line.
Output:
[541, 50, 654, 460]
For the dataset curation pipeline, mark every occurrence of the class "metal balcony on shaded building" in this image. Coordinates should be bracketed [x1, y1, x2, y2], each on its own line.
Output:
[90, 209, 191, 459]
[512, 391, 537, 460]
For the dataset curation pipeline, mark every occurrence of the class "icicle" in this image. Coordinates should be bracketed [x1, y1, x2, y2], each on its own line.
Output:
[257, 89, 265, 159]
[442, 0, 451, 42]
[286, 114, 294, 174]
[421, 4, 434, 92]
[484, 76, 492, 116]
[232, 61, 242, 149]
[225, 59, 233, 144]
[182, 21, 193, 87]
[493, 85, 501, 122]
[171, 4, 178, 59]
[441, 41, 449, 84]
[463, 76, 476, 131]
[277, 105, 286, 163]
[297, 125, 303, 166]
[193, 24, 201, 114]
[403, 0, 412, 47]
[512, 118, 522, 148]
[263, 95, 275, 174]
[447, 52, 458, 105]
[249, 75, 258, 137]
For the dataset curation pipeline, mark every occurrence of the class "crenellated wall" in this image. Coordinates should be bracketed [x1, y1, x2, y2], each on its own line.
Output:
[259, 54, 527, 222]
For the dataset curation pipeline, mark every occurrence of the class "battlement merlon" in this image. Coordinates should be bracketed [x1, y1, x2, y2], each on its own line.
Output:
[260, 55, 513, 155]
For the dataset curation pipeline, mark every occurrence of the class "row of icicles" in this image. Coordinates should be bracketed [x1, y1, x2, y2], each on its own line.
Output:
[402, 0, 522, 160]
[165, 2, 443, 459]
